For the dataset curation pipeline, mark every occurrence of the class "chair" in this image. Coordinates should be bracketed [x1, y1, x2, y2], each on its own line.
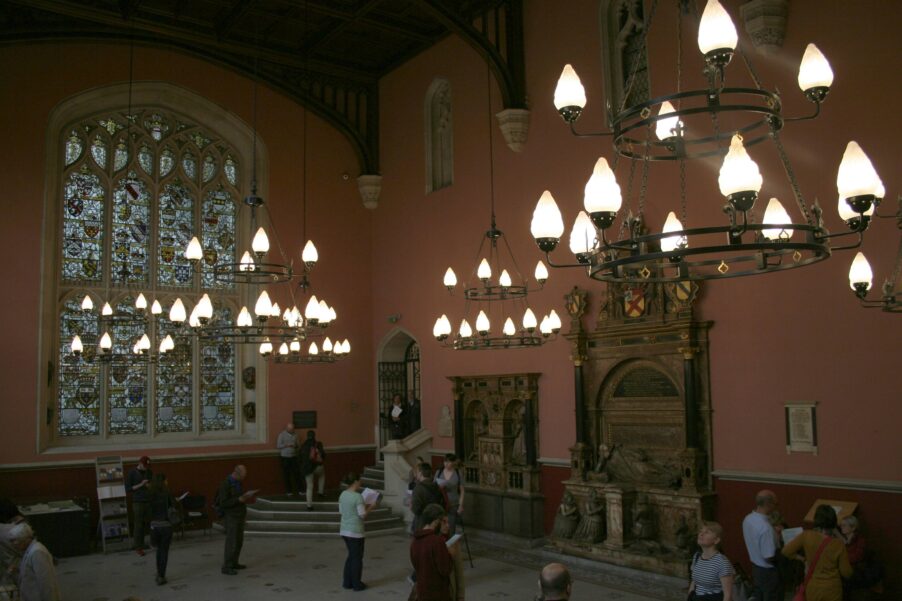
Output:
[179, 494, 210, 536]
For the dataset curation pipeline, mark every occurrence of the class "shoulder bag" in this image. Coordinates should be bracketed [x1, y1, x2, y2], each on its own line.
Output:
[793, 535, 832, 601]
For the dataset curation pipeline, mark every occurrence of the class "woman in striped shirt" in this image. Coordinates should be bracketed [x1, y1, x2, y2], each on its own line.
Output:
[689, 521, 734, 601]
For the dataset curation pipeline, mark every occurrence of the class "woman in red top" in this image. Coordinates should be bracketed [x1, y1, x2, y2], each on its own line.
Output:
[410, 503, 458, 601]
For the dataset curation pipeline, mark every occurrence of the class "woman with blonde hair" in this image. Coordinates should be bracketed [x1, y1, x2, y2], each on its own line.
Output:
[688, 521, 734, 601]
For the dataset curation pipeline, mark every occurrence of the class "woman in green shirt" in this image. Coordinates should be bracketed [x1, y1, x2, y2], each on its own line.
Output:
[338, 472, 375, 591]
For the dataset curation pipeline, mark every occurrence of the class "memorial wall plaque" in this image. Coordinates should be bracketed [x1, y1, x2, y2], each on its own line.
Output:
[614, 367, 679, 398]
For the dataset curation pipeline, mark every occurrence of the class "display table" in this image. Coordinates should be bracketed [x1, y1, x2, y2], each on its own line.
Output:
[18, 499, 91, 557]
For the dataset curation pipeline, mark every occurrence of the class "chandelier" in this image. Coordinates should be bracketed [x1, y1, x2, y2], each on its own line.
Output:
[530, 0, 885, 283]
[433, 67, 561, 350]
[71, 50, 350, 364]
[848, 201, 902, 313]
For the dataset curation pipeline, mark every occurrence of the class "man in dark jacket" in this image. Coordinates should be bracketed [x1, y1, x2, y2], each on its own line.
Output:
[218, 465, 257, 575]
[125, 455, 152, 554]
[410, 503, 455, 601]
[411, 463, 444, 532]
[298, 430, 326, 510]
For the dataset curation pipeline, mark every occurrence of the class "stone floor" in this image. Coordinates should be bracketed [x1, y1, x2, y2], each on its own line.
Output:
[54, 531, 684, 600]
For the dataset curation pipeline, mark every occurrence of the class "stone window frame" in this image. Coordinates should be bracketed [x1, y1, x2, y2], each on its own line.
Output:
[37, 81, 269, 453]
[599, 0, 651, 125]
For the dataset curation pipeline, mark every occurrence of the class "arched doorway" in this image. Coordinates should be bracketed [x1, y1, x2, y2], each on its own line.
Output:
[376, 328, 421, 449]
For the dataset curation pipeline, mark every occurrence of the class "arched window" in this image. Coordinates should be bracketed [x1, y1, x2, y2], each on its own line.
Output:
[425, 78, 453, 193]
[42, 83, 264, 448]
[599, 0, 650, 121]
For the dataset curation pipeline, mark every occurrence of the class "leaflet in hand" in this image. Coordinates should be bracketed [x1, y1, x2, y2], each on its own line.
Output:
[361, 487, 382, 505]
[391, 405, 403, 418]
[446, 533, 462, 548]
[176, 492, 189, 501]
[782, 526, 803, 545]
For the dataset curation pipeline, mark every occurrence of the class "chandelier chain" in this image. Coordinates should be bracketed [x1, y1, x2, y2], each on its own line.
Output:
[770, 126, 812, 225]
[618, 158, 639, 239]
[486, 62, 497, 227]
[679, 156, 688, 225]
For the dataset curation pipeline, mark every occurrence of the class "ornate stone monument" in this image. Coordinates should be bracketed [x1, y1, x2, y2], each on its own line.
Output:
[451, 373, 543, 539]
[550, 283, 715, 577]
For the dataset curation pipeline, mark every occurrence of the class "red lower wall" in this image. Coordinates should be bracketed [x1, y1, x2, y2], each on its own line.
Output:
[0, 448, 374, 529]
[541, 464, 570, 535]
[714, 477, 899, 594]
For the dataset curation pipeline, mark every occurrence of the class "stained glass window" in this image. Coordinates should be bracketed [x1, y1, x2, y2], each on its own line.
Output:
[54, 106, 244, 444]
[201, 187, 237, 290]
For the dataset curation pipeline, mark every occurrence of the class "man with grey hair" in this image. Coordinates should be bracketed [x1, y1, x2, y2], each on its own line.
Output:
[276, 422, 300, 495]
[742, 489, 781, 601]
[538, 562, 572, 600]
[8, 521, 61, 601]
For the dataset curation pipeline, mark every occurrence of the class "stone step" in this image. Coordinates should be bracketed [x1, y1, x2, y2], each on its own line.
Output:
[360, 477, 383, 489]
[245, 516, 403, 533]
[363, 465, 384, 477]
[214, 521, 406, 538]
[247, 507, 396, 522]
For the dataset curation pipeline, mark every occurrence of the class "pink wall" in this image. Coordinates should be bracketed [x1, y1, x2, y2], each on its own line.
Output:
[0, 42, 375, 464]
[373, 0, 901, 480]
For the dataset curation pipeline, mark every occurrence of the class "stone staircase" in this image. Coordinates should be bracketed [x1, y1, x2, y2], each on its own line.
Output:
[218, 462, 405, 538]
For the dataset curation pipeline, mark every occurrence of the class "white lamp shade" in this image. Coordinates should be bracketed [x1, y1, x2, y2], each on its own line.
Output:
[522, 307, 538, 330]
[584, 157, 622, 213]
[698, 0, 738, 54]
[302, 240, 318, 263]
[270, 301, 281, 318]
[196, 294, 214, 320]
[99, 332, 112, 350]
[278, 342, 289, 356]
[160, 335, 175, 353]
[236, 306, 253, 328]
[848, 252, 873, 291]
[329, 306, 337, 321]
[318, 300, 331, 323]
[185, 236, 203, 261]
[539, 316, 551, 334]
[138, 333, 151, 351]
[459, 319, 473, 338]
[71, 335, 83, 353]
[239, 251, 255, 272]
[259, 339, 273, 355]
[81, 295, 94, 311]
[323, 337, 333, 353]
[569, 211, 596, 255]
[308, 341, 319, 355]
[477, 259, 492, 280]
[554, 64, 587, 110]
[837, 141, 882, 199]
[798, 43, 834, 91]
[251, 227, 270, 254]
[135, 293, 147, 310]
[761, 197, 794, 240]
[254, 290, 272, 317]
[534, 260, 549, 282]
[548, 309, 562, 331]
[290, 339, 301, 353]
[169, 298, 186, 322]
[660, 212, 687, 252]
[719, 134, 763, 196]
[433, 316, 445, 338]
[443, 267, 457, 288]
[531, 190, 565, 239]
[102, 302, 113, 316]
[341, 339, 350, 354]
[503, 318, 516, 336]
[655, 101, 682, 140]
[188, 304, 201, 328]
[305, 295, 320, 320]
[476, 310, 490, 333]
[150, 300, 162, 315]
[499, 269, 512, 287]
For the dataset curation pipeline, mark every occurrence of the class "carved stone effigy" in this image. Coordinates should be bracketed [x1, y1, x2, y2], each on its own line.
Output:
[551, 278, 715, 577]
[451, 373, 543, 538]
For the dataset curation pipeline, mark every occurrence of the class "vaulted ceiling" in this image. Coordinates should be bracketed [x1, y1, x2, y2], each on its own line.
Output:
[0, 0, 527, 174]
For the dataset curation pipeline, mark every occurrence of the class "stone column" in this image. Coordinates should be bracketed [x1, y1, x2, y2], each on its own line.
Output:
[604, 488, 632, 550]
[569, 339, 593, 480]
[523, 393, 537, 467]
[679, 346, 699, 449]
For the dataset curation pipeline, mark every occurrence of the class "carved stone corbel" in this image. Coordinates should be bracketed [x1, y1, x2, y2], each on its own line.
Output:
[495, 108, 530, 152]
[740, 0, 789, 52]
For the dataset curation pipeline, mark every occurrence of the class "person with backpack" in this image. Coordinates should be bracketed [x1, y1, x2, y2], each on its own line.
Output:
[435, 453, 465, 534]
[299, 430, 326, 511]
[688, 521, 734, 601]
